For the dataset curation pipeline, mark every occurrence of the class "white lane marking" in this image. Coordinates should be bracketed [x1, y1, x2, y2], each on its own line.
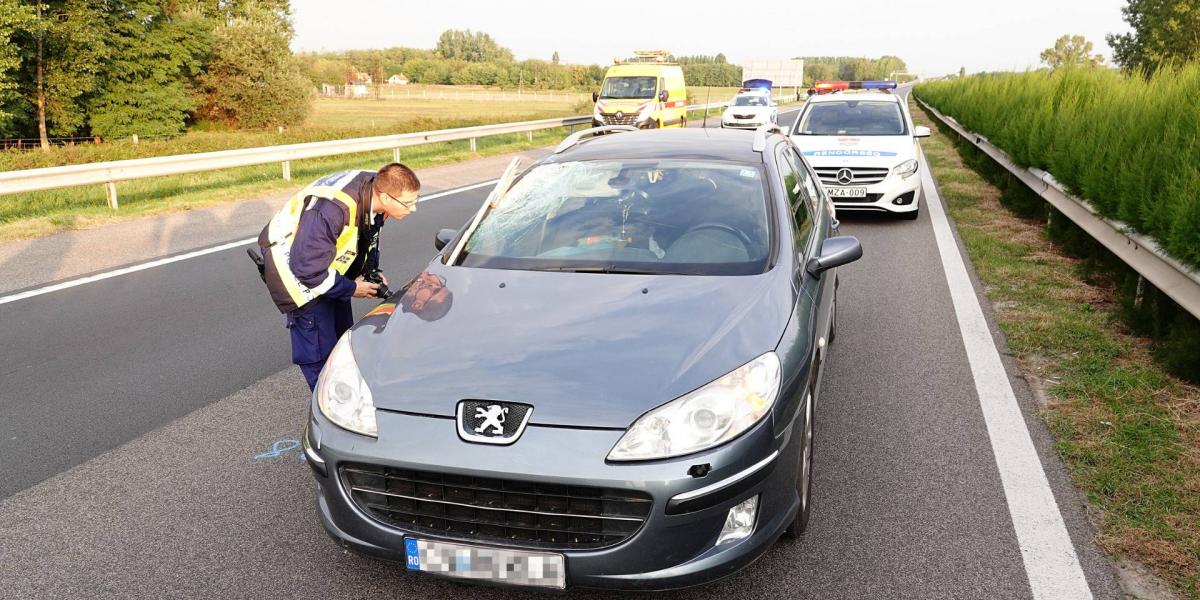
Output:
[0, 178, 500, 306]
[920, 155, 1093, 599]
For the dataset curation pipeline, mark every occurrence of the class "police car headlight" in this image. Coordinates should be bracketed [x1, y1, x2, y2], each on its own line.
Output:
[608, 352, 780, 461]
[316, 332, 377, 437]
[894, 158, 919, 179]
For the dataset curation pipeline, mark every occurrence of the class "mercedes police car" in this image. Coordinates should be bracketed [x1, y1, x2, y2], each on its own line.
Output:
[721, 89, 778, 129]
[302, 124, 862, 590]
[788, 81, 929, 219]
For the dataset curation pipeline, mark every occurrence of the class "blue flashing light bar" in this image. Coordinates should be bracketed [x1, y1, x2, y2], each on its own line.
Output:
[860, 81, 898, 90]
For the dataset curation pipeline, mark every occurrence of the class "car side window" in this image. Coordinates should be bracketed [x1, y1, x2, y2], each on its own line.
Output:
[776, 148, 815, 248]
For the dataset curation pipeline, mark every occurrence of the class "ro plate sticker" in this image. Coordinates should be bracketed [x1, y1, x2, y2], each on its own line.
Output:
[405, 538, 420, 569]
[739, 168, 757, 178]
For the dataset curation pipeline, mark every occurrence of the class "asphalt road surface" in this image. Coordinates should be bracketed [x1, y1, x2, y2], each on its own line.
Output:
[0, 102, 1124, 599]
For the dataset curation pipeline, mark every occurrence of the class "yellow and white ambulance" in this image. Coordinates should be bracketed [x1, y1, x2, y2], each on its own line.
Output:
[591, 51, 688, 129]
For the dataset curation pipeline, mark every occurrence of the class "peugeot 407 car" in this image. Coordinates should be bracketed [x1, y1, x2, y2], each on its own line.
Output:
[302, 124, 863, 591]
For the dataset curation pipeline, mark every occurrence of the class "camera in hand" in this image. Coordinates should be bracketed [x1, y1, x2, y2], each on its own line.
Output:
[362, 269, 390, 298]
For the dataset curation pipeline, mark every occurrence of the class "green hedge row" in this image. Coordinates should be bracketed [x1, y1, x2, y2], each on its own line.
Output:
[915, 66, 1200, 270]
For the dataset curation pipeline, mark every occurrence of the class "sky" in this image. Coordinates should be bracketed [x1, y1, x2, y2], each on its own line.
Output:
[290, 0, 1131, 76]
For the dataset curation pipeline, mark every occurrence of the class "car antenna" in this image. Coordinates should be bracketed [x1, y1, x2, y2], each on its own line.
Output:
[701, 85, 712, 128]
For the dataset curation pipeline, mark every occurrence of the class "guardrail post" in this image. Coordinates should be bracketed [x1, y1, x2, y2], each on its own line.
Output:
[527, 131, 533, 142]
[282, 160, 291, 181]
[469, 137, 476, 153]
[131, 134, 138, 145]
[393, 148, 401, 163]
[105, 181, 118, 209]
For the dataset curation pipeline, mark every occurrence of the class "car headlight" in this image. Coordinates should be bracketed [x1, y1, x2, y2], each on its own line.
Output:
[638, 102, 655, 121]
[894, 158, 919, 179]
[607, 352, 781, 461]
[316, 332, 377, 437]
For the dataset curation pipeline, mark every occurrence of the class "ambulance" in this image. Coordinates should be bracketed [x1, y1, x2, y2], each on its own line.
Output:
[591, 51, 688, 129]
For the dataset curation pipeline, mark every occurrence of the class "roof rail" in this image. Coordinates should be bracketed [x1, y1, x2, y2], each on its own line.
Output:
[752, 122, 783, 152]
[553, 125, 637, 154]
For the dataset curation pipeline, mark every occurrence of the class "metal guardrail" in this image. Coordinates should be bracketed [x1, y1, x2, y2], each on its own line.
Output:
[916, 97, 1200, 321]
[0, 94, 795, 210]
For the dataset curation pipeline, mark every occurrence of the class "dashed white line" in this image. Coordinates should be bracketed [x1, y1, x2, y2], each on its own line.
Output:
[0, 178, 500, 306]
[920, 154, 1093, 599]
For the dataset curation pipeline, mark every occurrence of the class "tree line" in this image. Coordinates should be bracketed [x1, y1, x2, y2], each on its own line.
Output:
[298, 42, 753, 92]
[299, 30, 606, 91]
[798, 56, 910, 84]
[0, 0, 310, 147]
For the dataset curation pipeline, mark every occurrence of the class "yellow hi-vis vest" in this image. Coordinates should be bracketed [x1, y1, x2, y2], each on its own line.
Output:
[262, 171, 366, 312]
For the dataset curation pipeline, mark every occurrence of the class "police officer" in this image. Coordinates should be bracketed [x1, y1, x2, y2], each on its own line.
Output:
[257, 163, 421, 390]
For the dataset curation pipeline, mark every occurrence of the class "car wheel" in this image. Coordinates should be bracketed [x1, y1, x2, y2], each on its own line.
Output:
[900, 209, 920, 220]
[784, 392, 815, 538]
[681, 116, 687, 128]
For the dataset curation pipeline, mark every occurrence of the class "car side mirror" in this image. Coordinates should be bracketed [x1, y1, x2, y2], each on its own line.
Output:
[913, 125, 931, 138]
[592, 91, 599, 103]
[658, 89, 668, 102]
[805, 236, 863, 278]
[434, 228, 457, 251]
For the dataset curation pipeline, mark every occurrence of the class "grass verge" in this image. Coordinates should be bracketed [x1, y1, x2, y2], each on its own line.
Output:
[0, 127, 573, 242]
[912, 100, 1200, 599]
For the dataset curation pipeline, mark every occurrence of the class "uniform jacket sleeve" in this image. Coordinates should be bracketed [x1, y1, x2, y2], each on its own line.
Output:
[289, 199, 357, 300]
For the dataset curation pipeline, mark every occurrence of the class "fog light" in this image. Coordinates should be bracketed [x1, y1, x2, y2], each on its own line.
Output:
[716, 495, 759, 545]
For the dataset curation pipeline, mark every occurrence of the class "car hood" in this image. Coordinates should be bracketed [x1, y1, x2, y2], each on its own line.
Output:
[350, 262, 793, 428]
[789, 134, 915, 167]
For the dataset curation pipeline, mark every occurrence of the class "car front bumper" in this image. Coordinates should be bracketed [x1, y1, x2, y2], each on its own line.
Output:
[304, 402, 803, 591]
[819, 168, 921, 214]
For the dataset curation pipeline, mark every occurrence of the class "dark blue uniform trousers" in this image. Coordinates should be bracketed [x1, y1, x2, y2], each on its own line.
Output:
[287, 296, 354, 391]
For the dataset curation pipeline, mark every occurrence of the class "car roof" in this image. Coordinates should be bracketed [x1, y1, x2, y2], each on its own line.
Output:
[807, 92, 900, 104]
[544, 128, 770, 164]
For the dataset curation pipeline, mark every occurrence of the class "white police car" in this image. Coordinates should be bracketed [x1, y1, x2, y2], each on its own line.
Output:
[788, 81, 929, 219]
[721, 90, 777, 129]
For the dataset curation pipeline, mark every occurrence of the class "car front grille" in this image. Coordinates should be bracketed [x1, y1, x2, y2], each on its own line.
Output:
[600, 112, 640, 126]
[815, 166, 890, 185]
[341, 463, 653, 550]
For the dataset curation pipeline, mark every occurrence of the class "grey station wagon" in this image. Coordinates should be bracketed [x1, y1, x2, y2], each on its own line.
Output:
[302, 124, 863, 590]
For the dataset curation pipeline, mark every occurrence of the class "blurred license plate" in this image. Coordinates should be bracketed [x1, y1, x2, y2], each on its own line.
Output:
[404, 538, 565, 589]
[828, 187, 867, 198]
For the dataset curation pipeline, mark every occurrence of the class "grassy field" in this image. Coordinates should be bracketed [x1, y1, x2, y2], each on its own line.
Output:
[912, 100, 1199, 599]
[0, 96, 582, 171]
[914, 66, 1200, 271]
[307, 96, 581, 129]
